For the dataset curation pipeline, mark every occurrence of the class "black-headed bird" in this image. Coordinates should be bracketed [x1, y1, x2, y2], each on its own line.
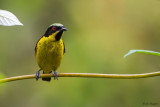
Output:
[35, 23, 67, 81]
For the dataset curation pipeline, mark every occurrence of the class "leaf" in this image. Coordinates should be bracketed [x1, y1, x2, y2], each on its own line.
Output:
[0, 10, 23, 26]
[0, 72, 6, 92]
[124, 49, 160, 58]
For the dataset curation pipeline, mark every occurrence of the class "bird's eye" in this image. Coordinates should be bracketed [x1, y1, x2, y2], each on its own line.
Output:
[52, 27, 56, 31]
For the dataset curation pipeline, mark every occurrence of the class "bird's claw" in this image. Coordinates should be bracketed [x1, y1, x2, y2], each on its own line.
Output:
[52, 71, 58, 80]
[36, 70, 41, 80]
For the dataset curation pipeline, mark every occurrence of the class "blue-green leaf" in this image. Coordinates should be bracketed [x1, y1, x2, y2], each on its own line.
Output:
[124, 49, 160, 58]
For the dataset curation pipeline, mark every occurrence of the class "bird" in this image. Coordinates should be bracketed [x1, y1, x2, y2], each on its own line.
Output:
[35, 23, 67, 81]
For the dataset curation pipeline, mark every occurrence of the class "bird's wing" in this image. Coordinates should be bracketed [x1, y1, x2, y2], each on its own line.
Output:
[35, 36, 43, 55]
[35, 43, 37, 54]
[63, 41, 65, 54]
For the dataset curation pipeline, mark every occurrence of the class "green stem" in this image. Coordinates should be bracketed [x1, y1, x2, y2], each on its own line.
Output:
[0, 71, 160, 83]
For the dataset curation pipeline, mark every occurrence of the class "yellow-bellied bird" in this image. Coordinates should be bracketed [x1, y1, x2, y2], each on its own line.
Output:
[35, 23, 67, 81]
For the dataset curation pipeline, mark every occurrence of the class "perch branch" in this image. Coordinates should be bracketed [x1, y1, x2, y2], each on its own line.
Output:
[0, 71, 160, 83]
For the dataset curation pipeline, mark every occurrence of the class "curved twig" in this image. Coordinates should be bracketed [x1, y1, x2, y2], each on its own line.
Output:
[0, 71, 160, 83]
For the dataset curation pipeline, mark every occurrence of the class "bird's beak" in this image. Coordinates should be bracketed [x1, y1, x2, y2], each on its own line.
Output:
[61, 27, 68, 31]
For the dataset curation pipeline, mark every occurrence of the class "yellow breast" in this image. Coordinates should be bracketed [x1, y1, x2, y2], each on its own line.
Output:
[36, 35, 64, 73]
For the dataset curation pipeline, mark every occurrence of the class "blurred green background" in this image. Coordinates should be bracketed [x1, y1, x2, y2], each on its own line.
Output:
[0, 0, 160, 106]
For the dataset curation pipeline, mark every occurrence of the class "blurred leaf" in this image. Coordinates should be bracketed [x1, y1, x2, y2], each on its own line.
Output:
[0, 10, 23, 26]
[0, 72, 5, 80]
[0, 72, 6, 92]
[124, 49, 160, 58]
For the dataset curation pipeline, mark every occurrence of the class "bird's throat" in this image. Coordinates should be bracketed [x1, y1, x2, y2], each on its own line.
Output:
[55, 31, 64, 41]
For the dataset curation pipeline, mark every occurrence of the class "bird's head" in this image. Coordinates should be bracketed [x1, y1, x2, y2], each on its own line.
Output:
[44, 23, 67, 41]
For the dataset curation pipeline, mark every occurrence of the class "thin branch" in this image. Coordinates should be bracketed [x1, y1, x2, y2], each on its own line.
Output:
[0, 71, 160, 83]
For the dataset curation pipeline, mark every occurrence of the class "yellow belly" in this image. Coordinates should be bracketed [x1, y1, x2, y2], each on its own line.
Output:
[36, 36, 64, 73]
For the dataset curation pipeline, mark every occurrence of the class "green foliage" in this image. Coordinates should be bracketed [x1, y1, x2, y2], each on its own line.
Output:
[124, 50, 160, 58]
[0, 72, 6, 92]
[0, 72, 5, 80]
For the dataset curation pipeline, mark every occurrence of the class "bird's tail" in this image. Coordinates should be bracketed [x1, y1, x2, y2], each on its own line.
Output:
[42, 77, 51, 81]
[42, 71, 51, 82]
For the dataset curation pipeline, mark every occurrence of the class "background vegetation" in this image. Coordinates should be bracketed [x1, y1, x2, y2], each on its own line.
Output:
[0, 0, 160, 106]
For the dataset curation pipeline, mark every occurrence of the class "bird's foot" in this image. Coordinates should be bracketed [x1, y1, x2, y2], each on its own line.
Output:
[36, 70, 41, 80]
[52, 71, 58, 80]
